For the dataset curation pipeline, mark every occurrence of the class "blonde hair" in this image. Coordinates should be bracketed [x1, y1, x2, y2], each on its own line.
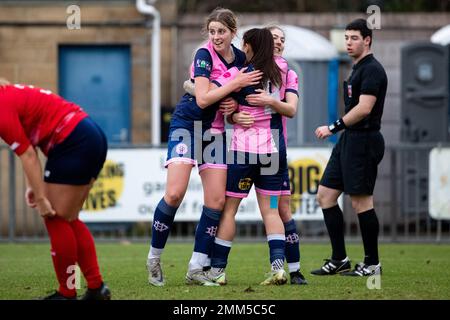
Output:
[0, 78, 10, 87]
[266, 24, 285, 37]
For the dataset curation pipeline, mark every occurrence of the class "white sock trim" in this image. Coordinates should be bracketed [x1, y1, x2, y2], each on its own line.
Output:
[267, 234, 285, 242]
[188, 252, 208, 271]
[148, 246, 164, 260]
[214, 237, 233, 247]
[288, 262, 300, 273]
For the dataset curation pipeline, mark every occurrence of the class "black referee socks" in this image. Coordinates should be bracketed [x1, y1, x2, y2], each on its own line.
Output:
[322, 205, 347, 261]
[357, 209, 380, 266]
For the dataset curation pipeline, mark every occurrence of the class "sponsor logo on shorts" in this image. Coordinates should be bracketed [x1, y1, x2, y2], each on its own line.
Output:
[238, 178, 252, 191]
[175, 143, 189, 155]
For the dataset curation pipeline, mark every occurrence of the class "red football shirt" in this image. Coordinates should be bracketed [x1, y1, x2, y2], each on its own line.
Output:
[0, 84, 88, 156]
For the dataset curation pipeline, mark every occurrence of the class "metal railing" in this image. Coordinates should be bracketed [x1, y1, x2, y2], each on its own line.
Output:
[1, 143, 449, 242]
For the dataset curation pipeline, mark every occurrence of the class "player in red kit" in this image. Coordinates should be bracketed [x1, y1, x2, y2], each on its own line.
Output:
[0, 78, 111, 300]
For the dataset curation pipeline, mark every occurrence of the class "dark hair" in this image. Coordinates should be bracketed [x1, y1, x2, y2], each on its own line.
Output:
[203, 7, 238, 35]
[345, 18, 372, 47]
[243, 28, 281, 89]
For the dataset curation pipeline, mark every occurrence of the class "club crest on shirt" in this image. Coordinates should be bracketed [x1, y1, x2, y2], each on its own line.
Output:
[348, 84, 353, 98]
[196, 59, 211, 72]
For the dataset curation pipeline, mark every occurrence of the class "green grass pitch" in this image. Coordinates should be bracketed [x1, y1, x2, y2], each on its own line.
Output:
[1, 243, 449, 300]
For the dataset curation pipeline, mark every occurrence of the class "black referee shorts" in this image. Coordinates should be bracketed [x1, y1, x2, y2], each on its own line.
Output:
[320, 130, 385, 195]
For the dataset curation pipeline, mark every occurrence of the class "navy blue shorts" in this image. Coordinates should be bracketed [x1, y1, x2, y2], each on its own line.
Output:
[165, 123, 227, 172]
[226, 151, 287, 198]
[44, 117, 108, 185]
[280, 167, 291, 196]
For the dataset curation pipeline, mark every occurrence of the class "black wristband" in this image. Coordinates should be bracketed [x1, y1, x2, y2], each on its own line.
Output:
[328, 118, 346, 134]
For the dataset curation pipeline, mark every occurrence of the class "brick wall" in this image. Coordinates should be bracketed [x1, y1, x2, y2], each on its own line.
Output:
[1, 3, 448, 145]
[0, 0, 177, 144]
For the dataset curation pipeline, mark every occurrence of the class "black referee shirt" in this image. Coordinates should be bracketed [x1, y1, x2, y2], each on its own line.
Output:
[344, 54, 388, 131]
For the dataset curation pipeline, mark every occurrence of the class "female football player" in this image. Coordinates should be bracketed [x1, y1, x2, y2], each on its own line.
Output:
[207, 28, 293, 285]
[0, 78, 110, 300]
[245, 25, 307, 285]
[146, 7, 262, 287]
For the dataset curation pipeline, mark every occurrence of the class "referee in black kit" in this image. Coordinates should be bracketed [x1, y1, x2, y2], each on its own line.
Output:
[311, 18, 388, 277]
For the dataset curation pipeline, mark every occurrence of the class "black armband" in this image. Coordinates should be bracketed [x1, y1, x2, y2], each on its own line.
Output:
[328, 118, 346, 134]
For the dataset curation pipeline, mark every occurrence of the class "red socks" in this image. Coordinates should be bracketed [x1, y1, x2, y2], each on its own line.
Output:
[44, 216, 103, 298]
[44, 216, 78, 298]
[69, 219, 103, 290]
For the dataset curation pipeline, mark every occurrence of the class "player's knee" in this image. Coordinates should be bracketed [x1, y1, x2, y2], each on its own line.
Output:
[316, 190, 328, 208]
[351, 197, 373, 213]
[205, 195, 225, 211]
[50, 205, 80, 222]
[351, 199, 363, 212]
[165, 190, 184, 207]
[278, 204, 291, 222]
[316, 188, 338, 208]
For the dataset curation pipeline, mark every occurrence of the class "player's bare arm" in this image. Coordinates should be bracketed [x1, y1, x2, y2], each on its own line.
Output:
[342, 94, 377, 126]
[19, 145, 56, 218]
[195, 68, 262, 108]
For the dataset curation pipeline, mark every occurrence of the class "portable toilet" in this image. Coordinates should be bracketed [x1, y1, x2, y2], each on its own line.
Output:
[233, 25, 339, 146]
[431, 24, 450, 138]
[431, 24, 450, 45]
